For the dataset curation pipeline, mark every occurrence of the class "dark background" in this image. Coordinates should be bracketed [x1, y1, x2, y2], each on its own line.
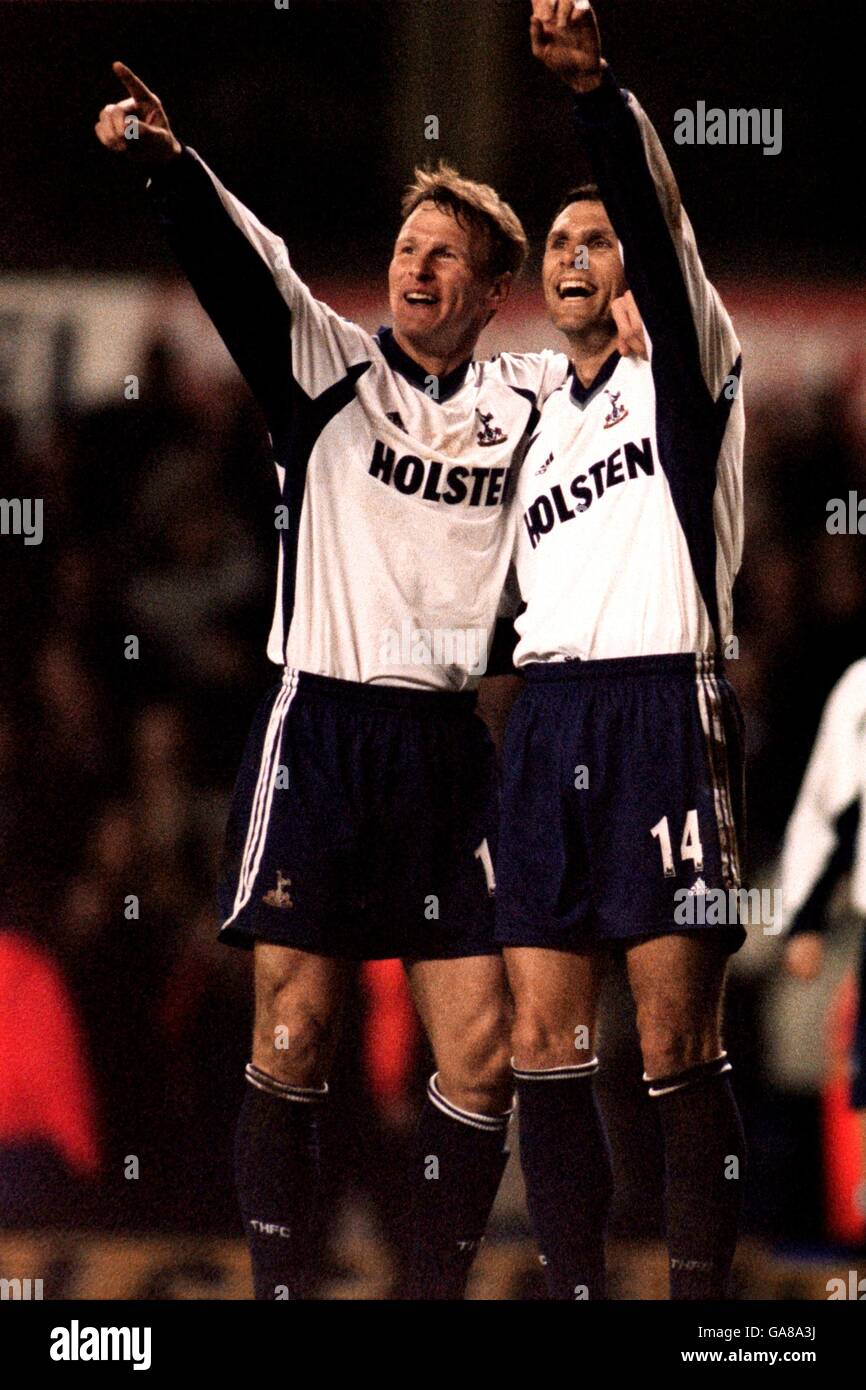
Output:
[2, 0, 857, 281]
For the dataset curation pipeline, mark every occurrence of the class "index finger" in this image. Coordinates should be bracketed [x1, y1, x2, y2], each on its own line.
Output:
[112, 61, 156, 104]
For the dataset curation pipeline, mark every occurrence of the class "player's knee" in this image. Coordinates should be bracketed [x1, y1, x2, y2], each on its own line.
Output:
[636, 1012, 720, 1079]
[511, 1007, 588, 1070]
[439, 1014, 513, 1114]
[252, 993, 332, 1086]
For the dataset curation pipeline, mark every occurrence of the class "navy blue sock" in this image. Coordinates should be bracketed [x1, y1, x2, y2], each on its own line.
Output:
[234, 1063, 329, 1300]
[515, 1058, 613, 1300]
[648, 1052, 746, 1300]
[405, 1073, 512, 1300]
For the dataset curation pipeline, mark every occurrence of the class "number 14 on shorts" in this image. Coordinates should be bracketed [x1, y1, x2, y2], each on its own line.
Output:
[650, 810, 704, 877]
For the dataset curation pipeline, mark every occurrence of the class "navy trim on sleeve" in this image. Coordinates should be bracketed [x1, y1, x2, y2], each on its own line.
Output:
[147, 146, 294, 429]
[571, 70, 705, 385]
[572, 71, 726, 648]
[789, 799, 861, 937]
[274, 361, 372, 657]
[504, 384, 542, 488]
[148, 147, 375, 659]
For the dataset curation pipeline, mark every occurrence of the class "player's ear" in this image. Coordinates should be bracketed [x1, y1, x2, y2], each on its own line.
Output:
[485, 271, 513, 318]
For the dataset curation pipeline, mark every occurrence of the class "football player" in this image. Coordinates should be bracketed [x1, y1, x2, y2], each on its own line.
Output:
[95, 58, 577, 1300]
[495, 1, 747, 1300]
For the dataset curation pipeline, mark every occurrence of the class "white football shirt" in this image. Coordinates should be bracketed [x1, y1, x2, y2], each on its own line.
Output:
[148, 148, 568, 690]
[513, 72, 744, 667]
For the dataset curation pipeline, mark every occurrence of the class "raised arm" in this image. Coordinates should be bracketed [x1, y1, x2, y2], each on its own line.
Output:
[530, 3, 739, 401]
[95, 63, 369, 438]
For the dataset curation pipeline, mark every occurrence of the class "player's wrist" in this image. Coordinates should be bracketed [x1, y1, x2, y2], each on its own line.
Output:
[151, 134, 183, 164]
[566, 56, 606, 95]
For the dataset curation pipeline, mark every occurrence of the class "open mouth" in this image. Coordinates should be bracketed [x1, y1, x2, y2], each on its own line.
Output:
[404, 291, 439, 306]
[557, 279, 596, 301]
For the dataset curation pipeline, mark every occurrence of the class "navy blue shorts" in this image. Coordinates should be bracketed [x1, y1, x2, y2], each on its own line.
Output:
[495, 653, 747, 953]
[218, 668, 499, 960]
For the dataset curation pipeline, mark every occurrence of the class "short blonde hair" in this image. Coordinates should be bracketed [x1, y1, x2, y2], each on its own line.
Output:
[400, 161, 529, 280]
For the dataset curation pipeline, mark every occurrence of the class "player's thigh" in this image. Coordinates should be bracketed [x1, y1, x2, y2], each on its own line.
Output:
[404, 953, 512, 1111]
[504, 946, 606, 1067]
[625, 931, 730, 1076]
[252, 942, 351, 1085]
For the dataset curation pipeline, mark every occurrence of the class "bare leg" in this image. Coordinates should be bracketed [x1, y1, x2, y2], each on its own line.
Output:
[505, 945, 606, 1067]
[625, 932, 727, 1077]
[405, 953, 513, 1113]
[251, 942, 350, 1085]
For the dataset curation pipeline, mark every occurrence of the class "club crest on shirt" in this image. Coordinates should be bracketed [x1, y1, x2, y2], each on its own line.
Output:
[603, 390, 628, 429]
[476, 410, 507, 446]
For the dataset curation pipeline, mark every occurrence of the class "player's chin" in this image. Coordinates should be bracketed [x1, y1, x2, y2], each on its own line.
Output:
[395, 310, 451, 353]
[550, 302, 595, 334]
[559, 297, 613, 335]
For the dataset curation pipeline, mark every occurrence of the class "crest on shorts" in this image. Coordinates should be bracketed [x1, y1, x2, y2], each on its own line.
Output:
[262, 871, 294, 909]
[603, 389, 628, 429]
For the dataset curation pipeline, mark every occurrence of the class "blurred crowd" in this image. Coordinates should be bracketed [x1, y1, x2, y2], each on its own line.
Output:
[1, 330, 865, 1261]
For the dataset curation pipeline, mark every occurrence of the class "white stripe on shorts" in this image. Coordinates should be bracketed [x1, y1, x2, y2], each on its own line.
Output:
[222, 668, 299, 928]
[695, 654, 740, 889]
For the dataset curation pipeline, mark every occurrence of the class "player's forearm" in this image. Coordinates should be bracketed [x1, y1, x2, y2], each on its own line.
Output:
[147, 146, 293, 423]
[571, 69, 690, 341]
